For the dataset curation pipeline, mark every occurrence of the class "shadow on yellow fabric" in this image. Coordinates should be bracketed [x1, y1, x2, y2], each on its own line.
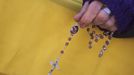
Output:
[0, 0, 134, 75]
[0, 72, 7, 75]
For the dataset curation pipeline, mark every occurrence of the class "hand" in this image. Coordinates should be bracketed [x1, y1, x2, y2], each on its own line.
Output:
[74, 0, 117, 32]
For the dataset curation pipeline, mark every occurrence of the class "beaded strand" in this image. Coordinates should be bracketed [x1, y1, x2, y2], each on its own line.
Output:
[48, 24, 79, 75]
[48, 23, 114, 75]
[86, 25, 114, 57]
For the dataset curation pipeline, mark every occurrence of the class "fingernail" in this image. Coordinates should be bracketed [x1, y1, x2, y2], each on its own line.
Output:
[74, 16, 79, 22]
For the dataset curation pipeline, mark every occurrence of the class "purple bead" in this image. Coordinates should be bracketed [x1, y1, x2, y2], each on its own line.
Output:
[70, 25, 79, 34]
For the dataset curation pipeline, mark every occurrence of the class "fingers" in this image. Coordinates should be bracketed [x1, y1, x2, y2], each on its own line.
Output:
[91, 6, 117, 32]
[74, 0, 117, 32]
[79, 1, 103, 28]
[98, 16, 117, 32]
[74, 1, 89, 22]
[104, 16, 117, 31]
[93, 8, 109, 26]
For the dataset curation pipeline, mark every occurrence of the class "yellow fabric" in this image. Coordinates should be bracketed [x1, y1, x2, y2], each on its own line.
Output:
[0, 0, 134, 75]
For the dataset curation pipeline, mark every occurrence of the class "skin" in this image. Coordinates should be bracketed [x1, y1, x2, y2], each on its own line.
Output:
[74, 0, 117, 32]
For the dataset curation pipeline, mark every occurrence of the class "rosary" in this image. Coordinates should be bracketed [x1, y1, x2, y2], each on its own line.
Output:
[48, 23, 114, 75]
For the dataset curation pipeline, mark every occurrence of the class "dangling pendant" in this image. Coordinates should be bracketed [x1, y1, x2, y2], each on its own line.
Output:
[98, 31, 114, 57]
[48, 23, 79, 75]
[87, 25, 96, 49]
[48, 58, 60, 75]
[48, 23, 115, 75]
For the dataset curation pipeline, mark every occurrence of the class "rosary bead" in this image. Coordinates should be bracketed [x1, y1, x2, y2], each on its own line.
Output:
[65, 42, 69, 46]
[90, 32, 94, 39]
[70, 25, 79, 34]
[92, 31, 96, 34]
[90, 36, 94, 39]
[98, 50, 103, 57]
[95, 39, 98, 42]
[87, 28, 90, 32]
[90, 33, 93, 37]
[95, 34, 99, 38]
[94, 34, 99, 42]
[103, 31, 110, 36]
[53, 63, 57, 67]
[60, 50, 64, 54]
[68, 37, 72, 41]
[50, 69, 54, 72]
[108, 35, 112, 40]
[89, 41, 92, 44]
[102, 45, 107, 51]
[95, 34, 99, 42]
[99, 34, 104, 39]
[105, 40, 110, 45]
[92, 25, 96, 28]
